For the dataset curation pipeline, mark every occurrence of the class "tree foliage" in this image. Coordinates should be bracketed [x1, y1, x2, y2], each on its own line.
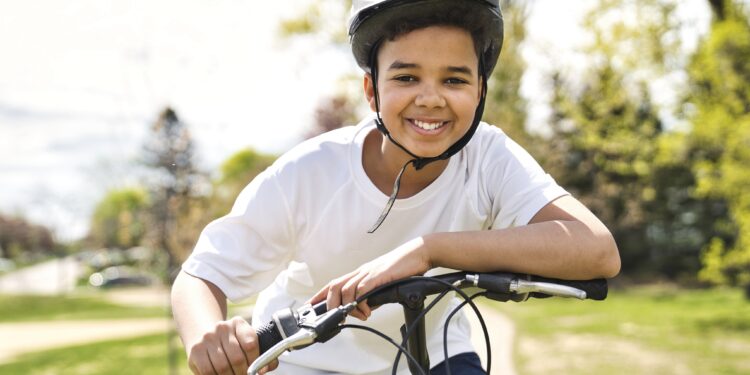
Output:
[88, 187, 149, 249]
[306, 95, 358, 139]
[210, 148, 277, 218]
[687, 1, 750, 289]
[483, 1, 532, 146]
[0, 213, 56, 262]
[540, 0, 729, 279]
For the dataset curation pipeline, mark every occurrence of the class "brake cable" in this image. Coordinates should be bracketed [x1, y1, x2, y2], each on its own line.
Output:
[442, 292, 491, 375]
[353, 275, 492, 374]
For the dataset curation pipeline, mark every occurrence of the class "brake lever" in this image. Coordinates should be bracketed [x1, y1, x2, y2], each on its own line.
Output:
[510, 279, 586, 299]
[466, 272, 587, 300]
[247, 329, 317, 375]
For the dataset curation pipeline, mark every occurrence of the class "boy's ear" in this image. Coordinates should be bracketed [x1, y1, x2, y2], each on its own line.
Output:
[363, 73, 377, 112]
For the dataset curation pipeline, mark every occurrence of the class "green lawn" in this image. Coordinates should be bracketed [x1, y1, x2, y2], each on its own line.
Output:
[0, 333, 191, 375]
[0, 293, 165, 322]
[494, 285, 750, 375]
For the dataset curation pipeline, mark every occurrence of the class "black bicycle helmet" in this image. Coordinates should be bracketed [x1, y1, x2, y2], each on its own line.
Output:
[349, 0, 504, 232]
[350, 0, 504, 76]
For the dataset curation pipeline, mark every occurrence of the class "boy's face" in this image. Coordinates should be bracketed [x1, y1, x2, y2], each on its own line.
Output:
[365, 25, 481, 158]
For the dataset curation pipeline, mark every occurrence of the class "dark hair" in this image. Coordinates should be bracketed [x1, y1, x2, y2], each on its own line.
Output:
[379, 5, 490, 61]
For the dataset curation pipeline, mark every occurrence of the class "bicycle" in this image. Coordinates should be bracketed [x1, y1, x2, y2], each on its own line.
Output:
[247, 271, 608, 375]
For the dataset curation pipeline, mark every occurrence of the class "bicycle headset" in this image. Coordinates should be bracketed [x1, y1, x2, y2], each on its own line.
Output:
[348, 0, 505, 232]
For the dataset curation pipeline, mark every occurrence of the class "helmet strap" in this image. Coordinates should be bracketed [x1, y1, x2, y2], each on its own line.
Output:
[367, 158, 415, 233]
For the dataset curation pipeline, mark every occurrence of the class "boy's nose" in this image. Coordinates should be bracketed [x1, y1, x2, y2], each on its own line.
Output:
[414, 84, 446, 108]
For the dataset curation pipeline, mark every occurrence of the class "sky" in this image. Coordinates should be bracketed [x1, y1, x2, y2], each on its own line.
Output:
[0, 0, 710, 241]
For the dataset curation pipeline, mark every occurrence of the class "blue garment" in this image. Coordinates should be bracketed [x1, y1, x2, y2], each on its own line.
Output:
[430, 352, 485, 374]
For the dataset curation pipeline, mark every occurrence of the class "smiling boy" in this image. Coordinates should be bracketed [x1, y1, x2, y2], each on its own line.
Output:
[172, 1, 620, 374]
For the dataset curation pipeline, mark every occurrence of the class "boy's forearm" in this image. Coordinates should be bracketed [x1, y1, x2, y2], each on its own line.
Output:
[424, 220, 620, 280]
[171, 270, 228, 349]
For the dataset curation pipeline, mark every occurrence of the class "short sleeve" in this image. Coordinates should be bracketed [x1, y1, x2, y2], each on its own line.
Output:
[181, 168, 296, 302]
[486, 133, 568, 229]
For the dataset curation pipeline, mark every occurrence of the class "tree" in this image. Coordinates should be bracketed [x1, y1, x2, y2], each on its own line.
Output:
[88, 187, 149, 249]
[0, 213, 57, 262]
[483, 1, 534, 147]
[305, 95, 358, 139]
[541, 0, 725, 279]
[141, 107, 209, 275]
[140, 107, 211, 375]
[547, 64, 668, 274]
[210, 148, 277, 218]
[687, 0, 750, 293]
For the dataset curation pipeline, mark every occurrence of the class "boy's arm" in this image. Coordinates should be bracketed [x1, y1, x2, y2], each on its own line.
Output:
[310, 195, 620, 320]
[171, 270, 276, 375]
[425, 194, 620, 279]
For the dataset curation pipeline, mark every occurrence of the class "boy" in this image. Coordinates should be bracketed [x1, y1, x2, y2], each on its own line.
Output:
[172, 1, 620, 374]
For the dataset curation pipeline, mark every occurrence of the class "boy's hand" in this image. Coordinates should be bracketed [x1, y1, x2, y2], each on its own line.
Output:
[186, 316, 278, 375]
[308, 237, 432, 320]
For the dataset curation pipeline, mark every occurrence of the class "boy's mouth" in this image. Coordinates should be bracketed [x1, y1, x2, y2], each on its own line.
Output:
[410, 119, 447, 131]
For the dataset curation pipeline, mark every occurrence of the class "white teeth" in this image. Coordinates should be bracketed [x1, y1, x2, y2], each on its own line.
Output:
[413, 120, 444, 131]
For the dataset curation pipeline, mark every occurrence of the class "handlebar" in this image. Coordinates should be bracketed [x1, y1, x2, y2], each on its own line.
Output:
[248, 271, 608, 374]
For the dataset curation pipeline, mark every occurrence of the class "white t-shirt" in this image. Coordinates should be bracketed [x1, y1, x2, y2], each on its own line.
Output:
[182, 118, 568, 374]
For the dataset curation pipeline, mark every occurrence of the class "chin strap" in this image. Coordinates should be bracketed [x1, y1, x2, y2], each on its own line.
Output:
[367, 159, 415, 233]
[367, 40, 489, 233]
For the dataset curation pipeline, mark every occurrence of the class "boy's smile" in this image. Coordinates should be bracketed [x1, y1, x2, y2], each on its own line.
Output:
[365, 25, 482, 161]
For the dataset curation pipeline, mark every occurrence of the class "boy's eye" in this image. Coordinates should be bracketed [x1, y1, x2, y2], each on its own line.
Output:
[446, 77, 468, 85]
[393, 75, 417, 82]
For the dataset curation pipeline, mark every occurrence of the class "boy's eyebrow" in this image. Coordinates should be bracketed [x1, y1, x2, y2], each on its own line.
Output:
[388, 60, 418, 70]
[447, 65, 474, 75]
[387, 60, 474, 75]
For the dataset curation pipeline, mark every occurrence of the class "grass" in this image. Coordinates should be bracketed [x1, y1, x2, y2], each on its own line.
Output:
[493, 284, 750, 375]
[0, 333, 191, 375]
[0, 292, 165, 322]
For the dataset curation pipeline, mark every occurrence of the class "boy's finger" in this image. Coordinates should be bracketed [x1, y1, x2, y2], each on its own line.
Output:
[308, 287, 328, 305]
[258, 359, 279, 374]
[341, 273, 367, 306]
[326, 285, 342, 311]
[349, 309, 366, 320]
[357, 301, 371, 318]
[220, 333, 248, 375]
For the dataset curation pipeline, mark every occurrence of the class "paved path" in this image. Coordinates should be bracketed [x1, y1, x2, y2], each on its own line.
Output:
[0, 257, 84, 294]
[468, 303, 517, 375]
[0, 318, 170, 363]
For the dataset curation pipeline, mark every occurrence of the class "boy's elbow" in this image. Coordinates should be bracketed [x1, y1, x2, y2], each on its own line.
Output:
[597, 231, 620, 278]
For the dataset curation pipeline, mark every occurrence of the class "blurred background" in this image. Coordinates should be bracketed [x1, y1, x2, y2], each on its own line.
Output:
[0, 0, 748, 374]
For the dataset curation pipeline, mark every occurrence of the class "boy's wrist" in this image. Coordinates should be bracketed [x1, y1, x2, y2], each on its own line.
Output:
[420, 233, 441, 271]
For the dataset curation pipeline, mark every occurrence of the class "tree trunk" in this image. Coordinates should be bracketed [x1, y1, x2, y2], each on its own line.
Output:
[708, 0, 727, 21]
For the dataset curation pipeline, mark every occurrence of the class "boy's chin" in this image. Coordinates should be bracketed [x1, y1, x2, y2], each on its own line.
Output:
[403, 145, 449, 160]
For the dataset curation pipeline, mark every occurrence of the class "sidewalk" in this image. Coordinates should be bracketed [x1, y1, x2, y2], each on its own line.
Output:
[0, 318, 170, 363]
[468, 302, 517, 375]
[0, 286, 172, 364]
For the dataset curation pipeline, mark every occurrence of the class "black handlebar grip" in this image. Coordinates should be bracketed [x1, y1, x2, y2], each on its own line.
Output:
[256, 320, 284, 354]
[530, 276, 609, 300]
